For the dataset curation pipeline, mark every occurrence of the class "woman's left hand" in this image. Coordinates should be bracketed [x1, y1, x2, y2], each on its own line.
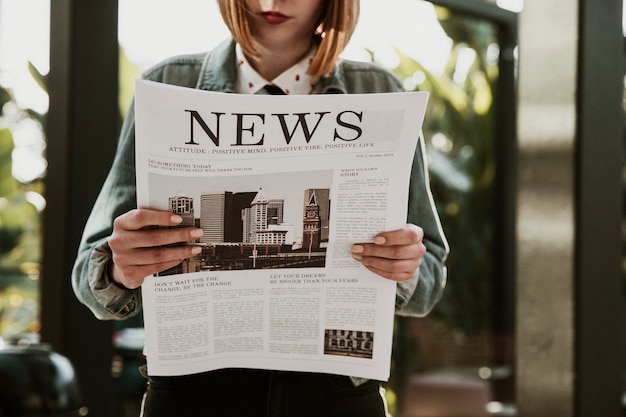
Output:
[351, 224, 426, 282]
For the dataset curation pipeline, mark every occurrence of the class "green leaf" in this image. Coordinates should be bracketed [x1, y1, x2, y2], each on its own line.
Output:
[28, 61, 48, 93]
[0, 129, 17, 198]
[119, 46, 142, 115]
[0, 86, 13, 117]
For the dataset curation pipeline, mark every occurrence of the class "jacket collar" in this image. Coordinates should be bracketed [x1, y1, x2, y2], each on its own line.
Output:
[196, 37, 348, 95]
[195, 38, 238, 93]
[319, 61, 348, 94]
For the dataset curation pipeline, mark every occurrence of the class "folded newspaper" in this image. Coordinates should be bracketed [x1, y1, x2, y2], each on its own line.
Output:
[135, 79, 429, 381]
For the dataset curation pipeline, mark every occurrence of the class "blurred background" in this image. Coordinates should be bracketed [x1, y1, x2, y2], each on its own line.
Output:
[0, 0, 622, 416]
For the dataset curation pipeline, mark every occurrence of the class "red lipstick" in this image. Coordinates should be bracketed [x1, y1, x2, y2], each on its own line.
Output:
[261, 11, 290, 25]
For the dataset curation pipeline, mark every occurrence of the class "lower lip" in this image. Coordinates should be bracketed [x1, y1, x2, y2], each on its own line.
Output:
[262, 13, 289, 25]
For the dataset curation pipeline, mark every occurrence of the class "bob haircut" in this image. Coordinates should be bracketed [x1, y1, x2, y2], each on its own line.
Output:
[217, 0, 360, 79]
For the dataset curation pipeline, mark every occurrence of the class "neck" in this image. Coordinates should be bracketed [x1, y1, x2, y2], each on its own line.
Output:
[247, 39, 313, 81]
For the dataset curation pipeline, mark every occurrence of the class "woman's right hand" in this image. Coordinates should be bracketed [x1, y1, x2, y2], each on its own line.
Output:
[107, 209, 204, 289]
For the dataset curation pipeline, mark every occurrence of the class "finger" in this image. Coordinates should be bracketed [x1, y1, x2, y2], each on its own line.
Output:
[362, 260, 421, 282]
[112, 246, 202, 287]
[111, 226, 204, 251]
[115, 208, 185, 232]
[118, 260, 186, 288]
[113, 245, 202, 270]
[352, 241, 425, 261]
[371, 224, 424, 247]
[361, 254, 421, 274]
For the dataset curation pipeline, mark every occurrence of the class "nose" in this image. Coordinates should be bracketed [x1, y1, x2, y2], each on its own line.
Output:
[259, 0, 282, 9]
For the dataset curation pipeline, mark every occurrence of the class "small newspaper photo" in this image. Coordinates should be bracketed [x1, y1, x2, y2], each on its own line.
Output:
[134, 79, 429, 381]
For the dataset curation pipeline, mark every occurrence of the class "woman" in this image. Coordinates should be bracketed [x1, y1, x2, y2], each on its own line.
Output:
[72, 1, 448, 415]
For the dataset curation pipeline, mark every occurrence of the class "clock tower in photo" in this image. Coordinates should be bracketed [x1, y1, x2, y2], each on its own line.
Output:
[303, 190, 321, 250]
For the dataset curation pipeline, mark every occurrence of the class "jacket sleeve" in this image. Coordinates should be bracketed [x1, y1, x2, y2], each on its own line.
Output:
[395, 133, 448, 317]
[70, 53, 212, 320]
[71, 101, 143, 320]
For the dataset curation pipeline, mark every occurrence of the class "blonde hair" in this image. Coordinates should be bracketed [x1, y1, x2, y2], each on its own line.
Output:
[217, 0, 360, 78]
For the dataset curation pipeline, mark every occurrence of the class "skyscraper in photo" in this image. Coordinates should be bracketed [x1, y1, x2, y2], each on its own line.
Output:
[199, 191, 257, 243]
[242, 188, 286, 244]
[200, 192, 228, 243]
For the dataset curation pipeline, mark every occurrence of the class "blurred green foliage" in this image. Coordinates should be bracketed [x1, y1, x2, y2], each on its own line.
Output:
[119, 47, 142, 115]
[0, 83, 45, 340]
[395, 7, 499, 336]
[384, 7, 503, 412]
[0, 47, 141, 342]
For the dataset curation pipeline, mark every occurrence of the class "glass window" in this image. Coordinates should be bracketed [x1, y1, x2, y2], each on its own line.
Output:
[0, 0, 49, 344]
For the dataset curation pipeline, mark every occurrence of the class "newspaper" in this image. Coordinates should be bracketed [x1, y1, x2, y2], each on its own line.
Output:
[134, 79, 428, 381]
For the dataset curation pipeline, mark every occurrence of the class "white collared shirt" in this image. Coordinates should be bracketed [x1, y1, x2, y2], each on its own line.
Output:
[235, 43, 319, 95]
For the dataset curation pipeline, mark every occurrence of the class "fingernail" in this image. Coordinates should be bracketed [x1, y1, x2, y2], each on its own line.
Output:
[190, 229, 204, 238]
[191, 246, 202, 255]
[352, 254, 362, 260]
[374, 236, 386, 245]
[351, 245, 364, 254]
[171, 214, 183, 224]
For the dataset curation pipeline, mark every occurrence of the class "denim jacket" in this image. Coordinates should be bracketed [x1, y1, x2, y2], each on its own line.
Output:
[72, 38, 448, 322]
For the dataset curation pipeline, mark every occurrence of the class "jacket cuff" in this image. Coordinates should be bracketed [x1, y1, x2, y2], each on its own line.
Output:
[395, 272, 419, 312]
[89, 241, 141, 318]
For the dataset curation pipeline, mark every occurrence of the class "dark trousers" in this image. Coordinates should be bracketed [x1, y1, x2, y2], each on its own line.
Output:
[139, 368, 388, 417]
